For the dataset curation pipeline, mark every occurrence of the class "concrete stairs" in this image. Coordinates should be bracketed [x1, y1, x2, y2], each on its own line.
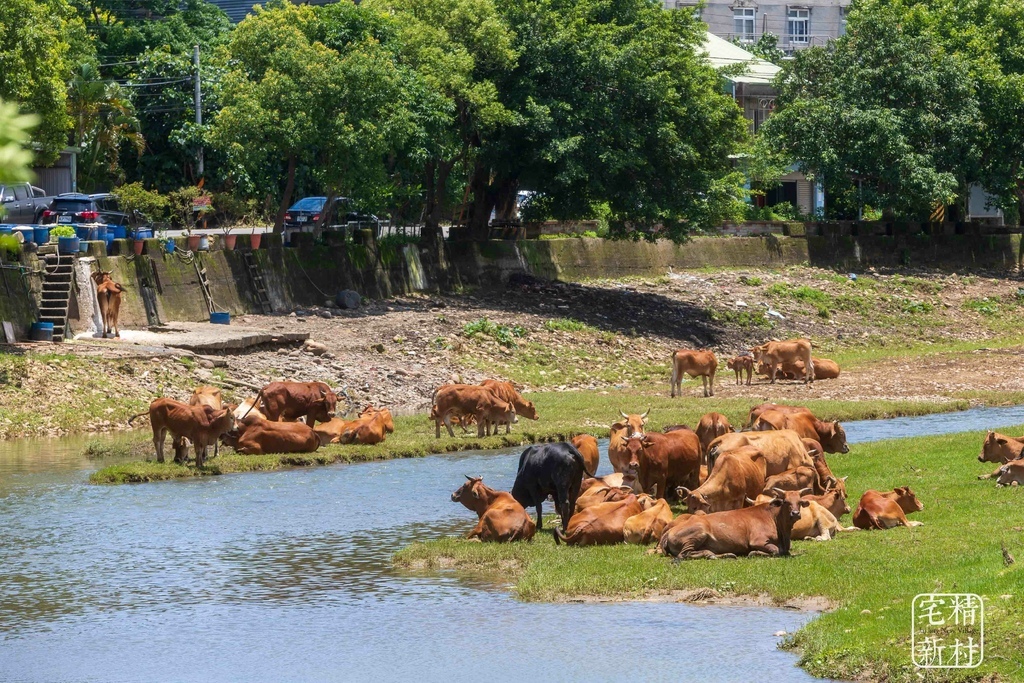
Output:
[38, 245, 73, 342]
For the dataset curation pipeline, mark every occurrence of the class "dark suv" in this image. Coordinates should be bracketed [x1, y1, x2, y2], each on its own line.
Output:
[282, 196, 377, 231]
[40, 193, 128, 227]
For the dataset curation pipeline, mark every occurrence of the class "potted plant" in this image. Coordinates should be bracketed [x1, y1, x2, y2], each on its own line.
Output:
[51, 225, 79, 254]
[250, 227, 263, 250]
[114, 183, 167, 257]
[169, 186, 213, 252]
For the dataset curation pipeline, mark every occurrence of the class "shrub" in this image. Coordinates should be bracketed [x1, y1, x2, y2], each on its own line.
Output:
[462, 318, 527, 348]
[738, 275, 762, 286]
[50, 225, 75, 238]
[115, 182, 168, 226]
[964, 297, 1000, 316]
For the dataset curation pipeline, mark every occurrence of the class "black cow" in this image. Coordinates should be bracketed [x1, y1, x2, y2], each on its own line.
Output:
[511, 442, 593, 531]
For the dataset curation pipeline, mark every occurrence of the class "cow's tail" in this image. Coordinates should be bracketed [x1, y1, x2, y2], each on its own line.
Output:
[241, 389, 264, 420]
[127, 411, 149, 425]
[568, 443, 595, 479]
[552, 526, 567, 545]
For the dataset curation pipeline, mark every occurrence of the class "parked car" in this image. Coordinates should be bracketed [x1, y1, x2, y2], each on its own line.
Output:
[39, 193, 128, 227]
[0, 182, 59, 224]
[283, 196, 378, 232]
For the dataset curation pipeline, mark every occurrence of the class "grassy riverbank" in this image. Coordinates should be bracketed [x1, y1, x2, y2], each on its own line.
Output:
[94, 389, 983, 484]
[394, 427, 1024, 683]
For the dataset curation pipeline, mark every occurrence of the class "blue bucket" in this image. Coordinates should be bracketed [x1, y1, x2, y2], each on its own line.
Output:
[210, 312, 231, 325]
[165, 239, 176, 254]
[109, 224, 127, 240]
[14, 227, 32, 243]
[133, 228, 153, 240]
[75, 225, 90, 240]
[79, 241, 89, 253]
[57, 236, 80, 254]
[32, 226, 50, 244]
[0, 225, 13, 235]
[30, 322, 54, 342]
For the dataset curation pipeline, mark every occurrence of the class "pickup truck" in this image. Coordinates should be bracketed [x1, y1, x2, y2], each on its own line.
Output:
[0, 183, 59, 224]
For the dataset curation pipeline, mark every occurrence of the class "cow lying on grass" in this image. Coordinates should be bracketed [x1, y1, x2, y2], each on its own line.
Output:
[233, 415, 321, 455]
[553, 494, 658, 546]
[977, 431, 1024, 479]
[852, 487, 924, 529]
[452, 476, 536, 542]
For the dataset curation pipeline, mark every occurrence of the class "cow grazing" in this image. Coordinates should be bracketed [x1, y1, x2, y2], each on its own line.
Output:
[677, 446, 766, 513]
[480, 380, 538, 434]
[659, 488, 809, 559]
[791, 501, 843, 541]
[90, 271, 125, 338]
[670, 349, 718, 398]
[624, 429, 701, 499]
[554, 494, 656, 546]
[511, 442, 592, 531]
[695, 412, 733, 462]
[852, 487, 924, 530]
[571, 434, 600, 476]
[452, 476, 536, 542]
[339, 407, 394, 445]
[257, 381, 337, 427]
[706, 429, 812, 477]
[977, 431, 1024, 479]
[996, 461, 1024, 487]
[432, 384, 516, 438]
[754, 409, 849, 454]
[762, 466, 822, 495]
[608, 409, 649, 473]
[623, 498, 674, 544]
[751, 338, 813, 384]
[726, 356, 753, 385]
[129, 397, 234, 467]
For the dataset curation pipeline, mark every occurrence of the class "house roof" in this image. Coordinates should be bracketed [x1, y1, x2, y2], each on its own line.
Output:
[701, 32, 782, 85]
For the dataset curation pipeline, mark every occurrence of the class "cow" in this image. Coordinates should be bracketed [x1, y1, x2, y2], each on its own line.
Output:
[90, 270, 124, 338]
[812, 358, 841, 379]
[706, 429, 813, 477]
[575, 484, 634, 513]
[339, 407, 394, 445]
[802, 486, 851, 519]
[751, 338, 813, 384]
[762, 466, 822, 495]
[996, 461, 1024, 487]
[598, 471, 641, 494]
[977, 431, 1024, 479]
[747, 402, 811, 428]
[676, 446, 766, 514]
[608, 409, 649, 473]
[451, 476, 536, 542]
[234, 397, 267, 422]
[852, 487, 924, 530]
[553, 494, 657, 546]
[623, 498, 674, 545]
[187, 385, 225, 460]
[754, 410, 849, 454]
[571, 434, 600, 476]
[128, 397, 235, 467]
[727, 355, 753, 385]
[511, 442, 593, 531]
[670, 349, 718, 398]
[624, 429, 701, 499]
[234, 415, 321, 455]
[658, 488, 809, 559]
[256, 381, 337, 427]
[807, 448, 847, 496]
[432, 384, 516, 438]
[791, 501, 843, 541]
[756, 361, 802, 380]
[695, 412, 734, 462]
[480, 380, 538, 434]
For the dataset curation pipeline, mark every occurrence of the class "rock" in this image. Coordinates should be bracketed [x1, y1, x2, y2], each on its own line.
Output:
[373, 343, 386, 353]
[277, 348, 289, 355]
[336, 289, 361, 309]
[318, 310, 332, 319]
[323, 352, 336, 359]
[198, 359, 215, 369]
[449, 373, 461, 384]
[395, 368, 408, 376]
[303, 340, 329, 356]
[773, 631, 787, 637]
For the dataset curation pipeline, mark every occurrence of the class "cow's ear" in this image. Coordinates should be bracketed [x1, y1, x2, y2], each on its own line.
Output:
[997, 438, 1007, 444]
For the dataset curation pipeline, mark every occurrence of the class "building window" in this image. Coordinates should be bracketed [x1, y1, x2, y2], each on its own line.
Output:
[734, 7, 756, 42]
[788, 8, 810, 44]
[839, 7, 847, 36]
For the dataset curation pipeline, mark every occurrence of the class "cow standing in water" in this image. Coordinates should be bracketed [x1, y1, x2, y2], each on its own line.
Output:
[91, 271, 124, 338]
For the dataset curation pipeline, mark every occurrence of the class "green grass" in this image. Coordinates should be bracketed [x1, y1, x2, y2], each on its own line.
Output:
[92, 390, 976, 485]
[462, 318, 527, 348]
[395, 427, 1024, 682]
[542, 317, 597, 333]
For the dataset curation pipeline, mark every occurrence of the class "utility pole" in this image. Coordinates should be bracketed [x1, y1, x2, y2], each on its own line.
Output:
[193, 44, 203, 177]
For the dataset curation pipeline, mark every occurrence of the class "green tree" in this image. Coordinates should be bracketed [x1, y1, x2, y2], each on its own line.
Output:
[0, 100, 38, 189]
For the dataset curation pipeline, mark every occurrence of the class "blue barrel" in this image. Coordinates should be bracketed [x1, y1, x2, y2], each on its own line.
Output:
[109, 225, 127, 240]
[133, 228, 153, 239]
[95, 225, 107, 240]
[75, 225, 90, 240]
[30, 322, 54, 342]
[0, 225, 13, 235]
[165, 239, 176, 254]
[14, 227, 33, 243]
[57, 236, 80, 254]
[210, 312, 231, 325]
[33, 226, 50, 244]
[104, 232, 114, 251]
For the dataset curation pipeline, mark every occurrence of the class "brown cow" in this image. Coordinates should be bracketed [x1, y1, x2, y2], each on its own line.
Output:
[339, 407, 395, 445]
[852, 487, 924, 529]
[695, 412, 734, 461]
[977, 431, 1024, 479]
[257, 381, 337, 427]
[128, 397, 234, 467]
[751, 338, 813, 384]
[791, 501, 843, 541]
[755, 410, 849, 454]
[480, 380, 538, 434]
[670, 349, 718, 397]
[706, 429, 812, 477]
[553, 494, 656, 546]
[598, 471, 641, 494]
[727, 355, 754, 385]
[624, 429, 701, 498]
[91, 271, 124, 338]
[575, 485, 634, 513]
[571, 434, 600, 476]
[658, 488, 809, 559]
[187, 385, 225, 460]
[432, 384, 516, 438]
[762, 466, 821, 495]
[623, 498, 674, 544]
[234, 415, 321, 455]
[747, 402, 811, 428]
[996, 461, 1024, 487]
[812, 358, 841, 379]
[756, 361, 802, 380]
[677, 446, 766, 513]
[762, 485, 850, 519]
[451, 476, 536, 542]
[608, 409, 649, 472]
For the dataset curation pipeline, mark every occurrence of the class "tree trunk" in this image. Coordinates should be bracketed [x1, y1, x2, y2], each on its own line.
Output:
[274, 154, 297, 233]
[466, 161, 496, 240]
[492, 177, 520, 222]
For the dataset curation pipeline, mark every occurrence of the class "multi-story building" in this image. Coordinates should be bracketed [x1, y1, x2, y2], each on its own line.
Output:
[674, 0, 851, 54]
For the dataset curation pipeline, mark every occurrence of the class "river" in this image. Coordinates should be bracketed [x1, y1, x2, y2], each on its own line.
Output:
[2, 403, 1022, 682]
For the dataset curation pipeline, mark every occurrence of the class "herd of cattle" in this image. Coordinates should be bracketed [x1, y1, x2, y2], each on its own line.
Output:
[452, 402, 931, 560]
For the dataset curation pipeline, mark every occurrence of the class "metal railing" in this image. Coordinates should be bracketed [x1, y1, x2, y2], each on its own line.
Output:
[720, 32, 839, 51]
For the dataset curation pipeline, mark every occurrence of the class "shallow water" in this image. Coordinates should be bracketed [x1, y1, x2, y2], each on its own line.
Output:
[843, 403, 1024, 443]
[0, 439, 826, 683]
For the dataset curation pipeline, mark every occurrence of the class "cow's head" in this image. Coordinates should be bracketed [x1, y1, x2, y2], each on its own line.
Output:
[677, 486, 710, 514]
[817, 484, 850, 517]
[618, 409, 649, 439]
[516, 399, 539, 420]
[311, 387, 338, 422]
[491, 398, 517, 425]
[821, 421, 849, 454]
[750, 344, 767, 362]
[451, 475, 489, 512]
[91, 271, 113, 286]
[996, 462, 1024, 487]
[624, 434, 650, 473]
[380, 408, 395, 434]
[979, 431, 1021, 463]
[770, 488, 811, 555]
[636, 493, 659, 510]
[893, 486, 924, 513]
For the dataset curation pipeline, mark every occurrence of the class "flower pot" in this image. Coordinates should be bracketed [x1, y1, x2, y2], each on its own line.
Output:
[57, 236, 80, 254]
[222, 234, 237, 250]
[133, 239, 145, 256]
[250, 232, 262, 249]
[187, 234, 201, 251]
[32, 227, 50, 245]
[164, 239, 176, 254]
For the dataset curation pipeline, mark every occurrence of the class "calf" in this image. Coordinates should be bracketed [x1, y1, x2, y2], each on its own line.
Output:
[726, 355, 753, 385]
[996, 461, 1024, 487]
[751, 338, 813, 384]
[852, 487, 924, 529]
[623, 498, 674, 545]
[659, 488, 809, 559]
[511, 442, 592, 531]
[812, 358, 841, 379]
[695, 412, 733, 461]
[235, 416, 321, 455]
[608, 409, 649, 472]
[451, 476, 536, 542]
[677, 446, 766, 513]
[670, 349, 718, 397]
[480, 379, 538, 434]
[571, 434, 600, 476]
[189, 384, 225, 459]
[129, 397, 234, 467]
[791, 501, 843, 541]
[258, 381, 337, 426]
[554, 494, 655, 546]
[977, 431, 1024, 479]
[759, 486, 850, 519]
[624, 429, 701, 498]
[755, 410, 849, 454]
[432, 384, 516, 438]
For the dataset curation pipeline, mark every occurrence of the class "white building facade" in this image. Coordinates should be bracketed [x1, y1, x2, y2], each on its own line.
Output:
[675, 0, 851, 54]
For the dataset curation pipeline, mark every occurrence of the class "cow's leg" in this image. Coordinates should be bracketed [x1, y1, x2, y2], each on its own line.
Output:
[504, 420, 511, 435]
[534, 501, 543, 530]
[978, 465, 1005, 479]
[769, 363, 778, 384]
[443, 412, 457, 438]
[745, 368, 752, 386]
[749, 543, 780, 556]
[708, 370, 715, 396]
[154, 427, 165, 463]
[195, 443, 207, 468]
[435, 416, 441, 438]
